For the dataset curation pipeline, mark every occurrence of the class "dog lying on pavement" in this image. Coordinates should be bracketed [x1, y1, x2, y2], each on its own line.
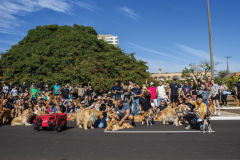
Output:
[11, 109, 33, 126]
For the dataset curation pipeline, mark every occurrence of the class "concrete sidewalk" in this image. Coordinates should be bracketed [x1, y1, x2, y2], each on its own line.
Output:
[211, 108, 240, 120]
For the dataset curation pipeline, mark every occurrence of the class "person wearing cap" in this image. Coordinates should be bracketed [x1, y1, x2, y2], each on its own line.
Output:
[47, 101, 57, 114]
[148, 82, 157, 108]
[43, 85, 51, 100]
[183, 94, 207, 130]
[169, 78, 179, 107]
[107, 91, 113, 100]
[112, 81, 123, 101]
[30, 85, 39, 103]
[53, 82, 61, 101]
[81, 100, 88, 108]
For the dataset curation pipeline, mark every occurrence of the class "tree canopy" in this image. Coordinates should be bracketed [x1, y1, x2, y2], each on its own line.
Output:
[0, 24, 154, 92]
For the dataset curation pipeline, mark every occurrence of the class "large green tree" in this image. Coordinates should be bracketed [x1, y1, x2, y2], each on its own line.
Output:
[0, 24, 154, 93]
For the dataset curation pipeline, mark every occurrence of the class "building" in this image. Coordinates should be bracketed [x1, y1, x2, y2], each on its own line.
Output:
[97, 35, 119, 47]
[151, 69, 212, 81]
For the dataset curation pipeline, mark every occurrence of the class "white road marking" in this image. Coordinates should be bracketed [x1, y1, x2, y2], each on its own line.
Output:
[104, 130, 215, 133]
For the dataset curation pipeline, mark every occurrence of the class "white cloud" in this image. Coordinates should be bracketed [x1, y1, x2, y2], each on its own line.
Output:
[0, 47, 8, 52]
[175, 43, 225, 63]
[118, 6, 140, 20]
[0, 0, 96, 33]
[123, 42, 179, 59]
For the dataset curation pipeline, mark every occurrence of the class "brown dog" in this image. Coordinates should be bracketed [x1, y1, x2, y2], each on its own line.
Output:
[0, 108, 12, 125]
[155, 112, 163, 121]
[11, 110, 33, 126]
[76, 109, 104, 130]
[208, 102, 214, 116]
[134, 113, 145, 122]
[162, 105, 189, 126]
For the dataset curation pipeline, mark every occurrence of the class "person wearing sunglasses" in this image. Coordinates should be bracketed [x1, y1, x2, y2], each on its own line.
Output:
[181, 81, 192, 98]
[177, 97, 185, 107]
[190, 79, 197, 100]
[157, 99, 168, 112]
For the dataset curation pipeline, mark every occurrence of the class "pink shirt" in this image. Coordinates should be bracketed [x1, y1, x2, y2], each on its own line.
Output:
[148, 87, 157, 100]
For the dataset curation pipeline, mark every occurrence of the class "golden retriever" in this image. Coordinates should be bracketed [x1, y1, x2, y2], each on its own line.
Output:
[208, 102, 214, 116]
[162, 105, 189, 126]
[0, 108, 12, 125]
[76, 108, 104, 130]
[11, 109, 33, 126]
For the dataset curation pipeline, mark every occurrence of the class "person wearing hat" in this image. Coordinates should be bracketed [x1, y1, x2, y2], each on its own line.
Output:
[107, 91, 113, 100]
[183, 94, 207, 130]
[47, 101, 57, 114]
[112, 81, 123, 101]
[169, 78, 179, 107]
[148, 82, 157, 108]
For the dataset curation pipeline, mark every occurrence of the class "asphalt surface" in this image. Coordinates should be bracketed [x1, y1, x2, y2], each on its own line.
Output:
[1, 120, 240, 160]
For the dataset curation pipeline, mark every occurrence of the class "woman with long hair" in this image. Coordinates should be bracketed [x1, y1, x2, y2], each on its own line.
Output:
[211, 79, 220, 115]
[220, 81, 228, 108]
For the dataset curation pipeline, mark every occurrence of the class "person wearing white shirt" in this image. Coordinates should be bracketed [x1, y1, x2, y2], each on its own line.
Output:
[156, 80, 167, 106]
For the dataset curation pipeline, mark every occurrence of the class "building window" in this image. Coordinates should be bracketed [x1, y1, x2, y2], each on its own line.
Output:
[155, 76, 157, 79]
[168, 76, 170, 80]
[107, 41, 113, 43]
[106, 38, 111, 41]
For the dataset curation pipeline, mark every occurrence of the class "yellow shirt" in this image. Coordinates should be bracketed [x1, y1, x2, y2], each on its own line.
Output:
[192, 101, 207, 118]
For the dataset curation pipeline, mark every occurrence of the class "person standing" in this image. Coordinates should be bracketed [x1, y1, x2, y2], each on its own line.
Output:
[60, 85, 69, 102]
[3, 83, 9, 99]
[198, 83, 210, 107]
[19, 82, 28, 97]
[53, 82, 61, 101]
[112, 81, 123, 101]
[10, 85, 18, 99]
[122, 85, 131, 104]
[211, 79, 220, 115]
[220, 81, 228, 108]
[190, 79, 197, 100]
[147, 82, 157, 108]
[75, 84, 84, 101]
[169, 78, 179, 107]
[131, 83, 142, 115]
[181, 81, 192, 97]
[139, 87, 152, 113]
[156, 80, 167, 106]
[30, 85, 39, 103]
[43, 85, 51, 100]
[235, 78, 240, 105]
[67, 84, 74, 101]
[36, 80, 44, 91]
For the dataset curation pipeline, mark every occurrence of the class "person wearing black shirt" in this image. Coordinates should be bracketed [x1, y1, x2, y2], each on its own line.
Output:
[139, 87, 152, 113]
[157, 99, 168, 112]
[190, 80, 197, 100]
[3, 99, 15, 114]
[104, 96, 114, 110]
[235, 78, 240, 104]
[60, 85, 69, 101]
[19, 82, 28, 96]
[122, 85, 131, 104]
[185, 95, 195, 112]
[169, 78, 179, 107]
[86, 85, 94, 98]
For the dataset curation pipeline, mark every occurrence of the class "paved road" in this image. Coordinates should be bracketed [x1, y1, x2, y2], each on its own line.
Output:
[0, 120, 240, 160]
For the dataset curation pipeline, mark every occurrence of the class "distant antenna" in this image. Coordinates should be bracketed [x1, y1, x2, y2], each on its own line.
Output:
[224, 56, 232, 72]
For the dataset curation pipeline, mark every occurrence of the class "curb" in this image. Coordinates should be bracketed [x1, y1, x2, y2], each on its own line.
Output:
[210, 117, 240, 120]
[221, 107, 240, 109]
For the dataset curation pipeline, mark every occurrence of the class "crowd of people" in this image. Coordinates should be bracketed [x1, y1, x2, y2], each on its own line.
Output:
[1, 76, 240, 130]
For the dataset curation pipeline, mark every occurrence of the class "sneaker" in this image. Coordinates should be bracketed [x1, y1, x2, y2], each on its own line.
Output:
[185, 125, 191, 129]
[214, 112, 217, 115]
[217, 112, 221, 116]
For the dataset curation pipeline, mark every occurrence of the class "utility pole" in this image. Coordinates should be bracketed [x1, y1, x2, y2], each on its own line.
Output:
[224, 56, 232, 72]
[207, 0, 214, 79]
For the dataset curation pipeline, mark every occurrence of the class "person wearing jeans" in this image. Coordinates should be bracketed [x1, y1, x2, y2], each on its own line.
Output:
[220, 82, 228, 107]
[112, 81, 123, 101]
[131, 83, 142, 115]
[157, 80, 168, 106]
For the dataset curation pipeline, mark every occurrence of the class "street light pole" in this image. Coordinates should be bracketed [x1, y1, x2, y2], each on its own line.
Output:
[207, 0, 214, 79]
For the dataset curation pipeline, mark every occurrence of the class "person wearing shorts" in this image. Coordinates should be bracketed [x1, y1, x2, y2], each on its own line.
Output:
[169, 78, 179, 107]
[148, 82, 157, 108]
[53, 82, 61, 101]
[113, 99, 135, 127]
[156, 80, 167, 106]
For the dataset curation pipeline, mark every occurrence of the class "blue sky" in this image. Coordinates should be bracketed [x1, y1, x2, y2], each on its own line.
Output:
[0, 0, 240, 74]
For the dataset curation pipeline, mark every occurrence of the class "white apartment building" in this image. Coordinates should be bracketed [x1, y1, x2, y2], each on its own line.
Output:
[97, 35, 119, 47]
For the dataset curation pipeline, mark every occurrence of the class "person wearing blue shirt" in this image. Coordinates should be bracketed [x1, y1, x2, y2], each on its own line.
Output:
[53, 82, 61, 101]
[182, 80, 192, 96]
[131, 83, 142, 116]
[112, 81, 123, 101]
[2, 99, 15, 114]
